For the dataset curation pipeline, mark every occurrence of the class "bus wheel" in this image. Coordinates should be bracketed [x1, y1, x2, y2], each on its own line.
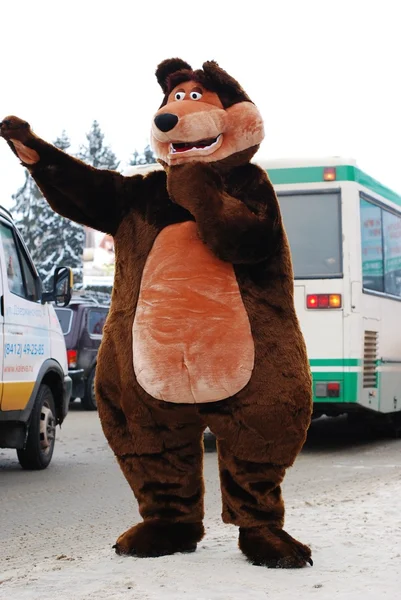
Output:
[372, 413, 401, 438]
[347, 412, 368, 427]
[17, 385, 56, 470]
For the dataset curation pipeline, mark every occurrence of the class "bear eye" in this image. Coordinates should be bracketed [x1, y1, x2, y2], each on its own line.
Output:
[175, 91, 185, 101]
[190, 91, 203, 100]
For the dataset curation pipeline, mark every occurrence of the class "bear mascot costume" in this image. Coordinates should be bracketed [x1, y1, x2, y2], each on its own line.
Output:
[0, 58, 313, 568]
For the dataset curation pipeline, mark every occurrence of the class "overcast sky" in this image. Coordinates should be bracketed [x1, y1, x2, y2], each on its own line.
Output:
[1, 0, 400, 209]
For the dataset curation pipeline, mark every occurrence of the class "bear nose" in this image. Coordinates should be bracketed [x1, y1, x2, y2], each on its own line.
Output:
[154, 113, 179, 132]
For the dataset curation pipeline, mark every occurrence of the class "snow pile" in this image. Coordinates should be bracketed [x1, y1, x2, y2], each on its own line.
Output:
[1, 480, 400, 600]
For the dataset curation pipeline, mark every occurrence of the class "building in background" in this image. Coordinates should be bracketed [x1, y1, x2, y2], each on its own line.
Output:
[83, 226, 114, 288]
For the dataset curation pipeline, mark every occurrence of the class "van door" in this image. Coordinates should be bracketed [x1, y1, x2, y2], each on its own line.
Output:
[0, 257, 4, 403]
[0, 221, 49, 412]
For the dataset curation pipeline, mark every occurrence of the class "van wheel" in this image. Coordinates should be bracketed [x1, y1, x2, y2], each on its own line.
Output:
[81, 368, 97, 411]
[17, 385, 56, 470]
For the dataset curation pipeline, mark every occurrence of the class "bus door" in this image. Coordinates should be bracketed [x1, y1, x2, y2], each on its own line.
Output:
[278, 189, 344, 403]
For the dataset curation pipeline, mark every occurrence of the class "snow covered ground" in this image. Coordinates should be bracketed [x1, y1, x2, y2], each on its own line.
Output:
[1, 412, 400, 600]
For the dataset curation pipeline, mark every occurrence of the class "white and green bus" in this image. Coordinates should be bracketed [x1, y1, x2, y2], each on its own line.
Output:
[263, 156, 401, 430]
[124, 157, 401, 430]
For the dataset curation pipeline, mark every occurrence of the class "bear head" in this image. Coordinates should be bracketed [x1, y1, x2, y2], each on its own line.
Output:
[151, 59, 265, 167]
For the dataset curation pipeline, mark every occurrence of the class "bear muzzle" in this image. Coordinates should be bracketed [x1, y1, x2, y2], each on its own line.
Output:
[152, 108, 226, 145]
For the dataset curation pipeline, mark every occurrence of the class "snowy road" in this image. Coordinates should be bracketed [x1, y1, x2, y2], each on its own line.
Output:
[0, 407, 400, 599]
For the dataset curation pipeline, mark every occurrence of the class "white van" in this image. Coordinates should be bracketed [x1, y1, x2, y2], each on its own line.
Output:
[0, 205, 73, 469]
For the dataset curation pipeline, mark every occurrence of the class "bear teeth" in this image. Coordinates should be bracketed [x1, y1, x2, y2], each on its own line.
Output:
[170, 135, 221, 154]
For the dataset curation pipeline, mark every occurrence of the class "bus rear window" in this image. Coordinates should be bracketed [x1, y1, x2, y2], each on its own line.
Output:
[55, 308, 73, 335]
[278, 192, 342, 279]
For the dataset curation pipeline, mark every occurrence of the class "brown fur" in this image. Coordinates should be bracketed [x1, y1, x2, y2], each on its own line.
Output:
[114, 520, 204, 557]
[239, 527, 313, 568]
[156, 59, 251, 108]
[0, 60, 313, 567]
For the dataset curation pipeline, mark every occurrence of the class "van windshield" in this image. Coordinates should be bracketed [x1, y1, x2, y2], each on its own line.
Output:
[277, 191, 342, 279]
[55, 308, 73, 335]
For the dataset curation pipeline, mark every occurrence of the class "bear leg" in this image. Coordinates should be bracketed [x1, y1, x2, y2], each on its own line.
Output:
[204, 397, 312, 568]
[97, 391, 206, 557]
[216, 442, 312, 568]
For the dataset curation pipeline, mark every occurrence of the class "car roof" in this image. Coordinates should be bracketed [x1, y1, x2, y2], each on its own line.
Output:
[69, 294, 110, 307]
[55, 301, 109, 311]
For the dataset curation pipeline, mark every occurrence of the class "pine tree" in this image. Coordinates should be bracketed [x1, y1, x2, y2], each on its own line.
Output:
[144, 144, 157, 164]
[77, 120, 119, 277]
[11, 132, 85, 289]
[129, 144, 157, 165]
[77, 120, 119, 169]
[54, 130, 70, 152]
[129, 150, 140, 166]
[11, 172, 43, 257]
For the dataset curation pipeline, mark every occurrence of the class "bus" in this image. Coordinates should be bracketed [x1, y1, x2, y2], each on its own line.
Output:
[123, 158, 401, 431]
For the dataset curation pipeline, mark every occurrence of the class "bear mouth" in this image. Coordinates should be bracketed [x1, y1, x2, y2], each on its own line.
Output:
[170, 134, 222, 154]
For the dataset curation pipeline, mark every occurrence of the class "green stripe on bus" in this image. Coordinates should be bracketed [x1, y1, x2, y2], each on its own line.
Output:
[267, 165, 401, 207]
[309, 358, 360, 366]
[311, 371, 358, 404]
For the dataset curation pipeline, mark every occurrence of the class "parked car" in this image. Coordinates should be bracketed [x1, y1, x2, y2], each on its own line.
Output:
[55, 298, 109, 410]
[0, 205, 73, 469]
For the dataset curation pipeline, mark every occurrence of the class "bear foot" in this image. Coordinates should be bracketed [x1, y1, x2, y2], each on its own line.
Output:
[113, 520, 205, 557]
[239, 526, 313, 568]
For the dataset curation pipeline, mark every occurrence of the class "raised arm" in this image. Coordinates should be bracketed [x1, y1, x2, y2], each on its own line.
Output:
[166, 162, 282, 264]
[0, 116, 142, 235]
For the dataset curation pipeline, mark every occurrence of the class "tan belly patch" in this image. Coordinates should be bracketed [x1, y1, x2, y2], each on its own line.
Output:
[133, 221, 254, 403]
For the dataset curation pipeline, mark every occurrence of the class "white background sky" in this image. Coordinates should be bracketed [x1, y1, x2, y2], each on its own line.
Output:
[1, 0, 400, 209]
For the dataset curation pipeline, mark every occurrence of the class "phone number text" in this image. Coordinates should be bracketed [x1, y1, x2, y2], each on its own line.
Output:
[5, 343, 45, 358]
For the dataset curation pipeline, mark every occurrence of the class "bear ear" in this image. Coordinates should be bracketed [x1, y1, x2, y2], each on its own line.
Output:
[156, 58, 192, 94]
[202, 60, 251, 107]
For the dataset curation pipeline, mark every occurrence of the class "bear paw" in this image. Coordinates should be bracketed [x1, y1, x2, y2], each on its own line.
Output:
[113, 520, 205, 558]
[0, 116, 40, 164]
[239, 526, 313, 568]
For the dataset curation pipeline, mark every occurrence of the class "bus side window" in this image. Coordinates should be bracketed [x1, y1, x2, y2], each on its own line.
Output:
[383, 210, 401, 297]
[360, 199, 384, 293]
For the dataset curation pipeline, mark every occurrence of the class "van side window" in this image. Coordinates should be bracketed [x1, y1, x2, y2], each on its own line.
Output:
[0, 222, 40, 302]
[17, 240, 40, 302]
[88, 310, 107, 335]
[0, 222, 25, 297]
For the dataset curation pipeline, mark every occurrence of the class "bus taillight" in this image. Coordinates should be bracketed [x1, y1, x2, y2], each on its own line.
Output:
[306, 294, 342, 309]
[315, 382, 341, 398]
[327, 382, 340, 397]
